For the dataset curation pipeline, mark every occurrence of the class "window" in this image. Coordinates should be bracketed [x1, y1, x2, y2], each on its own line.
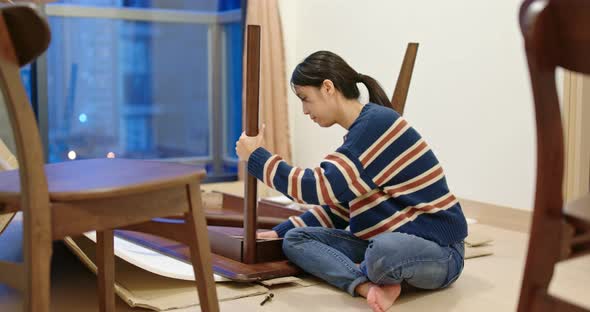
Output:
[21, 64, 32, 100]
[37, 0, 243, 181]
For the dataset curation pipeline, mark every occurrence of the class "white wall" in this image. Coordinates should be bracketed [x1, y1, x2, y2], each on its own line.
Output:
[278, 0, 298, 156]
[279, 0, 539, 210]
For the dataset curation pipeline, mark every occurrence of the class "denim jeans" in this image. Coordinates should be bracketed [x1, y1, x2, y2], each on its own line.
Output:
[282, 227, 464, 296]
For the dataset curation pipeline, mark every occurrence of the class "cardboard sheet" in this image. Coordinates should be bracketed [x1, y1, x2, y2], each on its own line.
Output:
[64, 235, 269, 311]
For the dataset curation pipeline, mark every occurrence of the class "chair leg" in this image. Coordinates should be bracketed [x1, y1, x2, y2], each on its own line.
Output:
[97, 230, 115, 312]
[186, 183, 220, 312]
[23, 210, 52, 312]
[517, 219, 562, 312]
[24, 236, 52, 312]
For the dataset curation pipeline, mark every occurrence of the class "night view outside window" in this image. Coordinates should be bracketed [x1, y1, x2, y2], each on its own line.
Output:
[26, 0, 244, 181]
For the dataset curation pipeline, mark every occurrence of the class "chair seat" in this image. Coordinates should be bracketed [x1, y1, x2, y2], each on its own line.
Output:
[0, 158, 205, 206]
[565, 194, 590, 227]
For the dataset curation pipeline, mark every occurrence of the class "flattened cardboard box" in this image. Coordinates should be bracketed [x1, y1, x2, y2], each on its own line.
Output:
[64, 235, 269, 311]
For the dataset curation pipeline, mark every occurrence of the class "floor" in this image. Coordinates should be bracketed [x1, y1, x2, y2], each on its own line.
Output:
[0, 197, 589, 311]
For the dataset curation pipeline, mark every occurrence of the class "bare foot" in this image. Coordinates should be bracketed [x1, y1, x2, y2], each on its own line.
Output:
[366, 284, 401, 312]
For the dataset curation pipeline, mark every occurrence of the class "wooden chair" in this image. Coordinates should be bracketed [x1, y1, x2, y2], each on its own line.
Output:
[518, 0, 590, 311]
[0, 4, 219, 311]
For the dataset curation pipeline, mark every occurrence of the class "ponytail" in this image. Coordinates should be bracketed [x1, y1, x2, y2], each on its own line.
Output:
[357, 73, 391, 107]
[291, 51, 392, 109]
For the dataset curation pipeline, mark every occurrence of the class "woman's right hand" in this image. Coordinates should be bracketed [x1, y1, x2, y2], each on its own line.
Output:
[257, 231, 279, 239]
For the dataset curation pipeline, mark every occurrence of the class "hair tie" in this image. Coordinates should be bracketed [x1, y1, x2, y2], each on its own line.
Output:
[356, 73, 363, 82]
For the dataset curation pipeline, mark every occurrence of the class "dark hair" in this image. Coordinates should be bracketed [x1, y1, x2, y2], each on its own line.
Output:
[291, 51, 391, 107]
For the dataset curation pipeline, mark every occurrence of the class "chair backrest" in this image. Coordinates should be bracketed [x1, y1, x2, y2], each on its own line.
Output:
[521, 0, 590, 74]
[519, 0, 590, 214]
[0, 4, 51, 234]
[391, 42, 418, 115]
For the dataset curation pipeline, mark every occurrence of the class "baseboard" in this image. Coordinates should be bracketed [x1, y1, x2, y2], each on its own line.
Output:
[459, 198, 532, 233]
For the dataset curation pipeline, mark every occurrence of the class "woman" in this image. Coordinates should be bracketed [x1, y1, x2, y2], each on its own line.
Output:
[236, 51, 467, 312]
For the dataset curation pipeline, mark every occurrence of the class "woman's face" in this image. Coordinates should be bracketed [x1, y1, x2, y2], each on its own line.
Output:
[294, 81, 338, 127]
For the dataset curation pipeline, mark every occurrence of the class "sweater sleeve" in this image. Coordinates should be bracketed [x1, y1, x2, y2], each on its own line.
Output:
[248, 147, 375, 206]
[247, 146, 376, 237]
[271, 205, 350, 238]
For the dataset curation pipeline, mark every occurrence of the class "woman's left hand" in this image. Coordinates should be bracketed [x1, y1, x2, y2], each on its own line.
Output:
[235, 124, 265, 161]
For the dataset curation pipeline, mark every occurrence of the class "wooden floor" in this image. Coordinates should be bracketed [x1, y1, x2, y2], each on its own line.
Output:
[0, 198, 588, 311]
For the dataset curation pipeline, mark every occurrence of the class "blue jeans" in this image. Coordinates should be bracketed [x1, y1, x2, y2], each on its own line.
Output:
[282, 227, 464, 296]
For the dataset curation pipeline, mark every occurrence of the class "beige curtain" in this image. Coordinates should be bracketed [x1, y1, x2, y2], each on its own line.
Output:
[242, 0, 292, 168]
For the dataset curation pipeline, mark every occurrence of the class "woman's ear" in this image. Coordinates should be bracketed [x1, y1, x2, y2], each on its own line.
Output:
[322, 79, 336, 95]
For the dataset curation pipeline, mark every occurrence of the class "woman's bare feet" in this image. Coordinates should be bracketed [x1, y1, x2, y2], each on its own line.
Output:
[366, 284, 401, 312]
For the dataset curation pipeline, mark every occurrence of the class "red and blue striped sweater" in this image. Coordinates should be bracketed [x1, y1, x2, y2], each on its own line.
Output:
[248, 103, 468, 246]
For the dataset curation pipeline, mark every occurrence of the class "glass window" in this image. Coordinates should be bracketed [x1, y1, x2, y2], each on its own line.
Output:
[222, 20, 242, 175]
[42, 0, 243, 180]
[21, 64, 32, 101]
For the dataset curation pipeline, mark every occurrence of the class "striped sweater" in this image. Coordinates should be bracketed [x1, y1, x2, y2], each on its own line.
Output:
[248, 103, 467, 246]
